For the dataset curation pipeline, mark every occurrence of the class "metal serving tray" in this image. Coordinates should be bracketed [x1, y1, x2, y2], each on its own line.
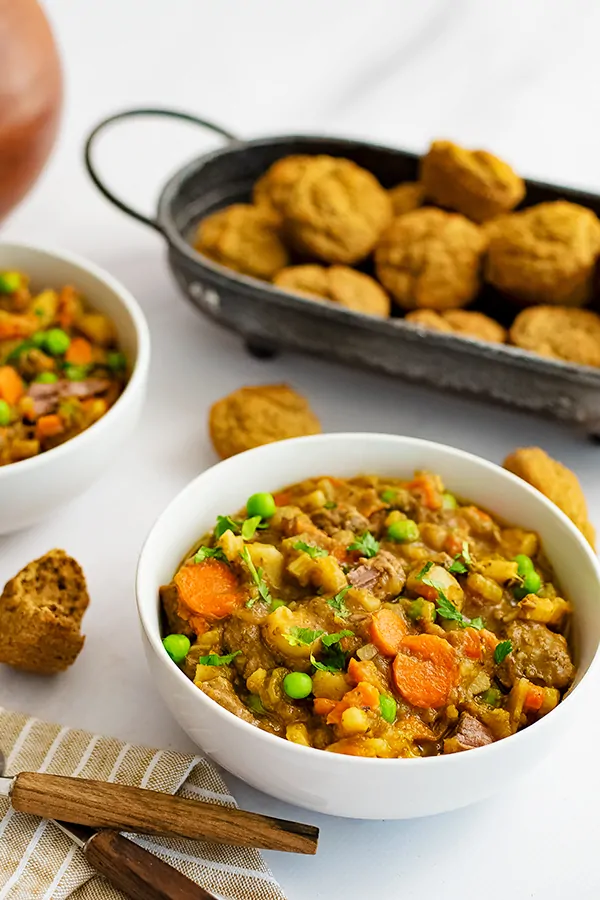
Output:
[85, 108, 600, 437]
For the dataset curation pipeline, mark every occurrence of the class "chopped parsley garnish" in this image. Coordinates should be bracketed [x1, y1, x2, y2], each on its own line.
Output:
[246, 693, 266, 714]
[214, 515, 240, 538]
[310, 630, 353, 671]
[324, 501, 337, 510]
[348, 531, 380, 558]
[435, 593, 484, 631]
[240, 546, 272, 608]
[321, 629, 354, 647]
[292, 541, 329, 559]
[198, 651, 241, 666]
[494, 640, 513, 665]
[193, 546, 228, 564]
[283, 627, 324, 647]
[448, 558, 468, 575]
[327, 585, 351, 619]
[415, 560, 434, 581]
[241, 516, 262, 540]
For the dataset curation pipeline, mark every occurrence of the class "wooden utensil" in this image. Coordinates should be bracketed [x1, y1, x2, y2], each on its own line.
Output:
[54, 821, 219, 900]
[2, 771, 319, 854]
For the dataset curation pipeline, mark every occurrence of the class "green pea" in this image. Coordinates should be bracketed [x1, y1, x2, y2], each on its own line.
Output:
[513, 554, 541, 599]
[406, 598, 424, 621]
[34, 372, 58, 384]
[0, 399, 11, 426]
[514, 554, 535, 576]
[64, 364, 90, 381]
[162, 634, 191, 664]
[44, 328, 71, 356]
[387, 519, 420, 543]
[31, 331, 46, 348]
[380, 489, 397, 504]
[106, 350, 126, 372]
[246, 492, 276, 519]
[480, 687, 502, 707]
[379, 694, 397, 723]
[0, 271, 22, 294]
[442, 492, 458, 510]
[283, 671, 312, 699]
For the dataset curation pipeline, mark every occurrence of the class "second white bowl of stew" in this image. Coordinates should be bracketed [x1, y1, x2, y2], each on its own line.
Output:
[136, 433, 600, 819]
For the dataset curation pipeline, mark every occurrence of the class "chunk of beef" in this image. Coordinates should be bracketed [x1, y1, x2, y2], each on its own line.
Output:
[348, 550, 406, 600]
[453, 713, 495, 749]
[159, 583, 194, 639]
[199, 675, 261, 727]
[222, 615, 278, 678]
[347, 565, 379, 590]
[502, 621, 575, 690]
[61, 378, 111, 398]
[311, 504, 370, 537]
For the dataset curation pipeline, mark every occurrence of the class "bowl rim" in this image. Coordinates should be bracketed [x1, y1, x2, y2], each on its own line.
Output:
[136, 432, 600, 769]
[0, 241, 150, 478]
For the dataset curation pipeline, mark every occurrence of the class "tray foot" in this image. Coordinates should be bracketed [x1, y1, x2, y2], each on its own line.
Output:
[245, 339, 279, 360]
[587, 431, 600, 444]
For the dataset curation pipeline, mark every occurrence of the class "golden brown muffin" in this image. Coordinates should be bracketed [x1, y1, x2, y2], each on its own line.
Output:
[420, 140, 525, 223]
[504, 447, 595, 547]
[388, 181, 425, 217]
[485, 201, 600, 307]
[209, 384, 321, 460]
[406, 308, 507, 343]
[194, 204, 289, 280]
[509, 306, 600, 367]
[283, 157, 392, 264]
[253, 155, 316, 219]
[274, 264, 391, 317]
[0, 550, 89, 675]
[375, 208, 487, 311]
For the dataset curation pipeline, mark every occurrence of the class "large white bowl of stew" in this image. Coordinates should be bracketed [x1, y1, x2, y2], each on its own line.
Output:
[136, 433, 600, 819]
[0, 243, 149, 533]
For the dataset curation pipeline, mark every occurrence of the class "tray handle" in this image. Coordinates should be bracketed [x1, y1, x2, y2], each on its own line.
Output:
[84, 107, 238, 233]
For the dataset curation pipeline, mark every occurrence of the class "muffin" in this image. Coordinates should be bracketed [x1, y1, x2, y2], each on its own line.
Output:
[194, 204, 289, 280]
[274, 264, 390, 317]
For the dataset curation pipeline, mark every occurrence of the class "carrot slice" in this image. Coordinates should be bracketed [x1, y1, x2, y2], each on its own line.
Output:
[480, 629, 500, 652]
[523, 683, 544, 712]
[273, 490, 292, 506]
[392, 635, 458, 709]
[326, 682, 380, 725]
[453, 627, 482, 660]
[0, 312, 37, 340]
[58, 285, 81, 328]
[174, 559, 245, 622]
[0, 366, 24, 404]
[444, 532, 465, 557]
[35, 414, 64, 439]
[313, 698, 337, 717]
[347, 658, 385, 690]
[65, 337, 93, 365]
[407, 476, 442, 510]
[370, 608, 408, 656]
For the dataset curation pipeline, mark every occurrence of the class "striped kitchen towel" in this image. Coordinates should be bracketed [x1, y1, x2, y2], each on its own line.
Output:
[0, 708, 286, 900]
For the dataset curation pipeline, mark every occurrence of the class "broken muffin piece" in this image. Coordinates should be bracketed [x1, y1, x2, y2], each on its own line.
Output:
[0, 549, 90, 674]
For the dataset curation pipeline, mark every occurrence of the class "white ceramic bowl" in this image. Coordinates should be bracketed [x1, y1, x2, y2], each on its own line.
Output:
[136, 433, 600, 819]
[0, 243, 150, 533]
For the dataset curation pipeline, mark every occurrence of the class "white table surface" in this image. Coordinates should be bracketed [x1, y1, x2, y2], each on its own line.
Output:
[2, 1, 600, 897]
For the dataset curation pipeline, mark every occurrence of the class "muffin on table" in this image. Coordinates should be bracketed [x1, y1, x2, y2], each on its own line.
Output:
[209, 384, 321, 460]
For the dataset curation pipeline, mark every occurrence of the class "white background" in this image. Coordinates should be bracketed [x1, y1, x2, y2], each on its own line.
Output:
[2, 1, 600, 896]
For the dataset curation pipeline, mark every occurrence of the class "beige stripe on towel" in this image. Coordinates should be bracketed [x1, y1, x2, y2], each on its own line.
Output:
[0, 708, 286, 900]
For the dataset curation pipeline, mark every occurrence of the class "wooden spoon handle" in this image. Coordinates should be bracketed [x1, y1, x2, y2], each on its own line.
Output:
[84, 831, 217, 900]
[11, 772, 319, 854]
